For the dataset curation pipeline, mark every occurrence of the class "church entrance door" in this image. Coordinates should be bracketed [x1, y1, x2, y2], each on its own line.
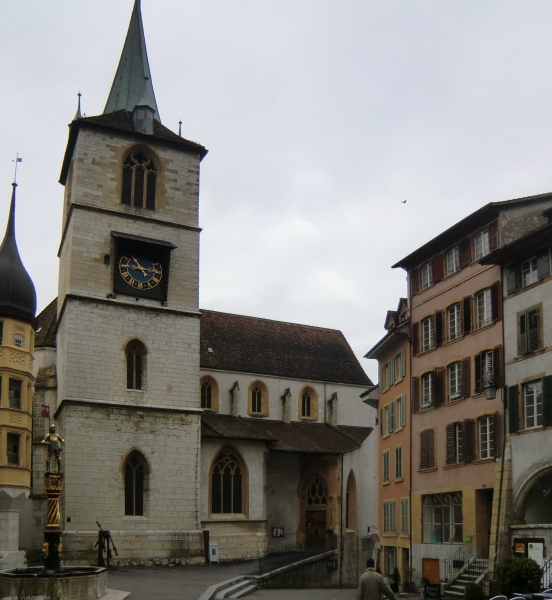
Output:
[305, 510, 326, 551]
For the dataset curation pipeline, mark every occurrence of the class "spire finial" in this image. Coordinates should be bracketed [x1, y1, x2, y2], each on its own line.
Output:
[178, 120, 182, 137]
[75, 92, 82, 120]
[12, 153, 22, 186]
[104, 0, 161, 122]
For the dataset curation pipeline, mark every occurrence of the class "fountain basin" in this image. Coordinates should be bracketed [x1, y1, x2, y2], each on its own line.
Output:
[0, 566, 107, 600]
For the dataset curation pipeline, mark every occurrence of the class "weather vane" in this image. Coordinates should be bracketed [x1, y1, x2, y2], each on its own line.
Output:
[12, 153, 22, 185]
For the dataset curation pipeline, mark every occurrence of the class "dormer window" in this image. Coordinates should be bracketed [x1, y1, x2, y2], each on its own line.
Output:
[421, 263, 433, 290]
[121, 151, 157, 210]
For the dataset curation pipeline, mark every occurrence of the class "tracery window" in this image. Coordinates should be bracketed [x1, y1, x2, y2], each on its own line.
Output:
[124, 451, 146, 516]
[302, 392, 311, 418]
[211, 449, 244, 514]
[307, 476, 328, 506]
[422, 492, 463, 543]
[126, 340, 146, 390]
[201, 381, 212, 409]
[252, 387, 262, 413]
[121, 151, 157, 209]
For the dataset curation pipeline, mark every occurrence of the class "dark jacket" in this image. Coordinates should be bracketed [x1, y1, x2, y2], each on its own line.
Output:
[356, 567, 397, 600]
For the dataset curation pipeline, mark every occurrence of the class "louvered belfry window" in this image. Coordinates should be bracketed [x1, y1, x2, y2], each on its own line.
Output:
[126, 340, 146, 390]
[121, 151, 157, 209]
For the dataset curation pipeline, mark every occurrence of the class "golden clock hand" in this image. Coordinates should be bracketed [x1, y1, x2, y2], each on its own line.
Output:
[131, 256, 148, 275]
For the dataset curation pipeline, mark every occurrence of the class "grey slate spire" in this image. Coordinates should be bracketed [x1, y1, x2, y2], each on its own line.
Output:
[104, 0, 161, 122]
[0, 184, 37, 323]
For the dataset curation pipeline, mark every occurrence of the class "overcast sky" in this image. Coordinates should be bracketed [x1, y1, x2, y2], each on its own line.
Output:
[2, 1, 552, 382]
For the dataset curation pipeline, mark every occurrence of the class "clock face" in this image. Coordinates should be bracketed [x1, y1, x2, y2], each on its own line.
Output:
[119, 255, 163, 290]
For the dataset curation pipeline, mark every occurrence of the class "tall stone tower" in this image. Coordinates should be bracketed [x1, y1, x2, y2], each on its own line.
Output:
[55, 0, 207, 563]
[0, 182, 37, 568]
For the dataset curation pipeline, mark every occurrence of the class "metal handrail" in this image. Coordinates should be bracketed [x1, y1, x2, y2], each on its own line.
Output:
[443, 544, 488, 583]
[258, 537, 336, 575]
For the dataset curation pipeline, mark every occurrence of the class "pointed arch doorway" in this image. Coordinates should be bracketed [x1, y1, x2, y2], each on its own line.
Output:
[304, 475, 328, 551]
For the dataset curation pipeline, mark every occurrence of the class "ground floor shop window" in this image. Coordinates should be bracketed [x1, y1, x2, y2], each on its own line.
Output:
[422, 492, 462, 543]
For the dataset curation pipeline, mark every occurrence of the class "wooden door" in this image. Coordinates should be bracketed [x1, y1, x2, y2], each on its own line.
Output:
[306, 510, 326, 550]
[422, 558, 440, 584]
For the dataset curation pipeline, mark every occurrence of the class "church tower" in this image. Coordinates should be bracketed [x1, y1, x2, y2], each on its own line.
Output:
[55, 0, 207, 563]
[0, 182, 37, 568]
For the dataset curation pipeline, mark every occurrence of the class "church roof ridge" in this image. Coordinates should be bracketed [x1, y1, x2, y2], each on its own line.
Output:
[104, 0, 161, 122]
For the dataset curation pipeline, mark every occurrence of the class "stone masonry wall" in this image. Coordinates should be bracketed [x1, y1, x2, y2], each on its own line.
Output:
[56, 403, 203, 563]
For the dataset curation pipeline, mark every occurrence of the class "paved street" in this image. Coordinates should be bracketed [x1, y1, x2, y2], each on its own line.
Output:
[105, 564, 360, 600]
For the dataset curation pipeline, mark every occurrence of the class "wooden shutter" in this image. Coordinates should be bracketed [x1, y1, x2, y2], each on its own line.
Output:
[488, 220, 498, 251]
[433, 253, 444, 283]
[463, 419, 475, 462]
[491, 281, 501, 322]
[411, 377, 420, 413]
[527, 308, 540, 352]
[492, 411, 499, 457]
[537, 247, 550, 280]
[446, 423, 456, 465]
[462, 296, 472, 334]
[412, 322, 419, 355]
[411, 269, 420, 295]
[508, 385, 519, 433]
[420, 430, 428, 469]
[460, 237, 471, 268]
[427, 429, 435, 468]
[432, 314, 436, 348]
[380, 408, 384, 437]
[435, 310, 444, 347]
[474, 353, 482, 393]
[506, 266, 517, 295]
[543, 375, 552, 427]
[519, 312, 528, 355]
[493, 345, 502, 387]
[461, 357, 471, 399]
[434, 367, 445, 407]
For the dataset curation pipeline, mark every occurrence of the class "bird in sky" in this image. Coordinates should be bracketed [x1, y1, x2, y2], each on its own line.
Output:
[401, 200, 407, 203]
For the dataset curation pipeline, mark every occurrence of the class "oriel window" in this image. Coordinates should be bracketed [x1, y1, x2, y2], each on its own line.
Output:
[7, 433, 20, 465]
[9, 379, 22, 409]
[121, 151, 157, 209]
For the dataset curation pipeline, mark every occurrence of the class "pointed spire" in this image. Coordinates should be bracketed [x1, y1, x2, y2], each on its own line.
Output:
[0, 181, 37, 323]
[104, 0, 161, 122]
[74, 92, 82, 120]
[178, 120, 182, 137]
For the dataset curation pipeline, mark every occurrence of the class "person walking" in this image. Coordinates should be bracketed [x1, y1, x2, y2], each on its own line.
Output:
[356, 558, 398, 600]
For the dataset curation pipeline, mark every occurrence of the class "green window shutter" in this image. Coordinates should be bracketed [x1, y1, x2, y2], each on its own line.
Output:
[527, 308, 540, 352]
[380, 409, 384, 437]
[401, 349, 406, 378]
[508, 385, 520, 433]
[543, 376, 552, 427]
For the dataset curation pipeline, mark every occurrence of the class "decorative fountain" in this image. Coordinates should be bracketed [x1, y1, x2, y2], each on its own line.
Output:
[0, 425, 107, 599]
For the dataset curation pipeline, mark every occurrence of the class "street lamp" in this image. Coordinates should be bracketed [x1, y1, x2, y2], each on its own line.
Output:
[483, 370, 496, 400]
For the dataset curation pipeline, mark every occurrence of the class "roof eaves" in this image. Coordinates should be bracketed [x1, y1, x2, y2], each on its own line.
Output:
[480, 221, 552, 265]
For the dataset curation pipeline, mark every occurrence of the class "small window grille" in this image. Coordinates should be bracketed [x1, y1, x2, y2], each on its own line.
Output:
[307, 477, 328, 506]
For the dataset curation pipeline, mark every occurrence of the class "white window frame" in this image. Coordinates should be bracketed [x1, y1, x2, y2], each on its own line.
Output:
[522, 257, 538, 288]
[479, 415, 495, 459]
[422, 372, 434, 408]
[476, 288, 492, 329]
[474, 229, 490, 260]
[524, 380, 543, 429]
[383, 450, 390, 482]
[446, 246, 460, 276]
[422, 317, 434, 351]
[448, 303, 461, 341]
[421, 263, 434, 290]
[448, 362, 462, 400]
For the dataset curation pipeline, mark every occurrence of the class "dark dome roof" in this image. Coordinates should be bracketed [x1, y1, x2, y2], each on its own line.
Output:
[0, 185, 36, 323]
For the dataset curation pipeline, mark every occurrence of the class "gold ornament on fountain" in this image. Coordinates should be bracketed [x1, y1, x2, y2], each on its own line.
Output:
[42, 542, 49, 559]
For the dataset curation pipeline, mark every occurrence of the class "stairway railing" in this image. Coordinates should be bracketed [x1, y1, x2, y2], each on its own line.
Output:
[542, 556, 552, 589]
[443, 544, 488, 584]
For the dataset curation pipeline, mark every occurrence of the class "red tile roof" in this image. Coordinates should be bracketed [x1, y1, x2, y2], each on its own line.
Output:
[201, 413, 372, 453]
[200, 309, 371, 386]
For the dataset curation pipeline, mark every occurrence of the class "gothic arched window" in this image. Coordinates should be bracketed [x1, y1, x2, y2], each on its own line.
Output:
[201, 381, 212, 409]
[307, 476, 328, 506]
[121, 151, 157, 209]
[126, 340, 146, 390]
[124, 451, 146, 516]
[248, 380, 268, 416]
[211, 449, 244, 514]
